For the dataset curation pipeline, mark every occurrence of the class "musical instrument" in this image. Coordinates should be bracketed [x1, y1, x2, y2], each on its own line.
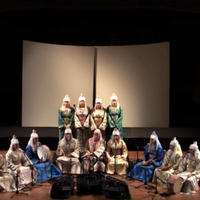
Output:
[37, 145, 50, 162]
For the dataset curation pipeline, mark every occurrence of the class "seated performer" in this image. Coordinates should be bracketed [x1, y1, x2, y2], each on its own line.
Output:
[6, 135, 37, 190]
[74, 94, 90, 155]
[128, 131, 163, 183]
[106, 128, 128, 175]
[58, 94, 75, 140]
[107, 93, 123, 140]
[90, 98, 107, 139]
[153, 137, 182, 188]
[168, 141, 200, 194]
[82, 129, 106, 173]
[26, 129, 61, 182]
[56, 128, 81, 174]
[0, 154, 16, 192]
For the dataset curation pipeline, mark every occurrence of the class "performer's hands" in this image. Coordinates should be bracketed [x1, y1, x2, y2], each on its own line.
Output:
[16, 168, 20, 174]
[187, 173, 192, 178]
[142, 161, 148, 166]
[29, 165, 34, 170]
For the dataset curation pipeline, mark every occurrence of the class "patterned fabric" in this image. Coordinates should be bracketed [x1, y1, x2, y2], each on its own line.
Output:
[107, 106, 123, 139]
[106, 138, 128, 175]
[0, 154, 16, 192]
[58, 106, 75, 140]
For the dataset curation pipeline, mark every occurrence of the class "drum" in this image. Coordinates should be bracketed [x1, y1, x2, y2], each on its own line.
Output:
[37, 145, 50, 162]
[167, 174, 184, 194]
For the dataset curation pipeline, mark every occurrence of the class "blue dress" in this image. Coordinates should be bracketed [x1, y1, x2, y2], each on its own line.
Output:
[128, 143, 163, 183]
[26, 144, 61, 182]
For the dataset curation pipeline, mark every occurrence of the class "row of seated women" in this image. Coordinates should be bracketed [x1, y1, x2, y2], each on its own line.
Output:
[0, 128, 128, 192]
[0, 128, 200, 196]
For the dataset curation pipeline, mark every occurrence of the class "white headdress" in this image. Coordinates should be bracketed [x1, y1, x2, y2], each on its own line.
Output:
[170, 137, 179, 147]
[150, 131, 162, 150]
[65, 128, 72, 134]
[78, 93, 86, 102]
[189, 141, 199, 151]
[95, 98, 102, 104]
[63, 94, 70, 102]
[28, 129, 40, 152]
[94, 129, 101, 134]
[112, 128, 120, 136]
[110, 93, 118, 101]
[9, 135, 19, 150]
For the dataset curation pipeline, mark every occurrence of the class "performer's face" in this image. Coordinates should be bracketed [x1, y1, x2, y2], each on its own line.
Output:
[33, 137, 38, 144]
[150, 138, 155, 145]
[63, 101, 70, 108]
[113, 135, 119, 141]
[189, 149, 195, 156]
[169, 145, 174, 151]
[65, 133, 71, 141]
[94, 133, 100, 141]
[95, 102, 101, 109]
[12, 143, 19, 151]
[111, 100, 117, 107]
[79, 100, 85, 108]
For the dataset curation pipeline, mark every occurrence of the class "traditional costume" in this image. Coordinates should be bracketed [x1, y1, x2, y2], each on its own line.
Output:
[128, 131, 163, 182]
[0, 154, 16, 192]
[74, 94, 90, 154]
[56, 128, 81, 174]
[6, 135, 37, 190]
[168, 141, 200, 194]
[58, 95, 75, 140]
[153, 137, 182, 188]
[90, 98, 107, 139]
[106, 129, 128, 175]
[82, 129, 106, 173]
[107, 93, 123, 139]
[26, 129, 61, 182]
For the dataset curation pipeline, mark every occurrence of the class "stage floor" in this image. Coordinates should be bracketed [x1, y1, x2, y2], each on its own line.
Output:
[0, 151, 200, 200]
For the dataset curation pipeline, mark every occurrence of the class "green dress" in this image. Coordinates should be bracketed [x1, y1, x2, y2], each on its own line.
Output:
[58, 107, 75, 140]
[107, 106, 123, 139]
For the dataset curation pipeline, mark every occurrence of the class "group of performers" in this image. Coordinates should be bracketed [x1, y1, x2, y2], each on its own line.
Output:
[0, 93, 199, 196]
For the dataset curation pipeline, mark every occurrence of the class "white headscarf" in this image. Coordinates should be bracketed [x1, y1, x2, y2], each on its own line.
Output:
[169, 137, 182, 157]
[76, 93, 88, 115]
[189, 141, 200, 159]
[27, 129, 40, 152]
[109, 93, 120, 110]
[150, 131, 162, 150]
[9, 135, 19, 150]
[60, 94, 71, 111]
[112, 128, 120, 136]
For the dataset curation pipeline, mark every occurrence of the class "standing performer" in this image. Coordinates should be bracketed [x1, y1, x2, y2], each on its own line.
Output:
[74, 94, 90, 155]
[58, 94, 75, 140]
[82, 129, 106, 173]
[107, 93, 123, 140]
[106, 128, 128, 175]
[90, 98, 107, 139]
[153, 137, 182, 188]
[56, 128, 81, 174]
[128, 131, 163, 183]
[26, 129, 61, 182]
[0, 154, 16, 192]
[6, 135, 37, 190]
[168, 141, 200, 194]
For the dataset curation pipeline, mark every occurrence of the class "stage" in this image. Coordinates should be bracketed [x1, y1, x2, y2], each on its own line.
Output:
[0, 150, 199, 200]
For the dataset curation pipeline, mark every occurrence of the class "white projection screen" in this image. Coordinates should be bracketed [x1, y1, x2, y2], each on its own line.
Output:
[22, 40, 94, 127]
[96, 42, 169, 127]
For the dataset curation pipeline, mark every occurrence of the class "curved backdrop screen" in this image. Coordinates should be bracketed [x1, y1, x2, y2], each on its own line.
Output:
[22, 40, 169, 127]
